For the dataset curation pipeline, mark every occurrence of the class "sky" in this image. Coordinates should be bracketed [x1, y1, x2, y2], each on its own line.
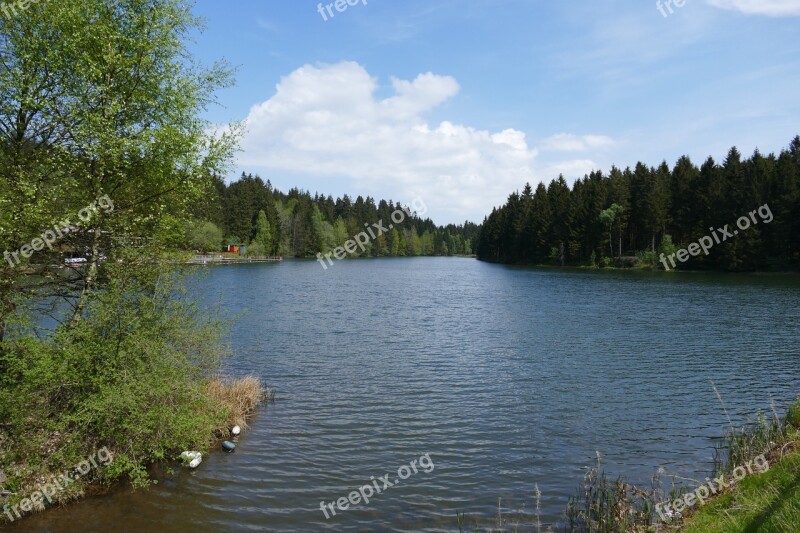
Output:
[190, 0, 800, 225]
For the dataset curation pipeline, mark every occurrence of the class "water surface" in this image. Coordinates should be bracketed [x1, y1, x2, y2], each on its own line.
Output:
[15, 258, 800, 531]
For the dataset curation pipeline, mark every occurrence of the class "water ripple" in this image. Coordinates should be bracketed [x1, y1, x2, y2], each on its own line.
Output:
[15, 259, 800, 532]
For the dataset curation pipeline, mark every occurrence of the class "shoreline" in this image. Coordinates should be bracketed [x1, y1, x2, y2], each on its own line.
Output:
[0, 377, 269, 526]
[478, 258, 800, 275]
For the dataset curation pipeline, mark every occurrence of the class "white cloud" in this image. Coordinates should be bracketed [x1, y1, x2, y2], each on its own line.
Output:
[238, 62, 538, 223]
[540, 134, 615, 152]
[705, 0, 800, 16]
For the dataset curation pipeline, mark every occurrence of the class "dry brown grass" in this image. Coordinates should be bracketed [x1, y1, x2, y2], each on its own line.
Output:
[206, 376, 268, 438]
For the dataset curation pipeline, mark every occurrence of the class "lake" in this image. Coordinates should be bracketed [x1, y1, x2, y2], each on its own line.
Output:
[15, 258, 800, 531]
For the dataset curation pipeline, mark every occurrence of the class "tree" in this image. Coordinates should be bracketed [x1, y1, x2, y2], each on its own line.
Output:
[609, 166, 631, 256]
[476, 136, 800, 271]
[548, 176, 573, 264]
[189, 222, 224, 253]
[254, 210, 274, 255]
[310, 205, 335, 254]
[409, 229, 422, 256]
[530, 183, 553, 261]
[0, 0, 245, 490]
[375, 232, 389, 256]
[154, 214, 190, 249]
[646, 163, 671, 252]
[599, 204, 624, 258]
[0, 0, 239, 328]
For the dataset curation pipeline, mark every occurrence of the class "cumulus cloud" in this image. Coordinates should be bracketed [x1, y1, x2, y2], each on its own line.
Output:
[540, 134, 615, 152]
[705, 0, 800, 16]
[238, 62, 538, 223]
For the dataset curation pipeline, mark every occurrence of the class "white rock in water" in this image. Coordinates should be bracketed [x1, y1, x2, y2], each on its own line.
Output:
[188, 456, 202, 469]
[231, 425, 241, 436]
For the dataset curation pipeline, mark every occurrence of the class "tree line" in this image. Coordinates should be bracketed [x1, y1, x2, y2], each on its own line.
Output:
[178, 173, 481, 258]
[476, 136, 800, 271]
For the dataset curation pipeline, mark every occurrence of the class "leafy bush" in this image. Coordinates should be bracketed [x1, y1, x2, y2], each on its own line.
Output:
[189, 221, 225, 253]
[246, 242, 266, 257]
[0, 254, 233, 490]
[636, 250, 657, 267]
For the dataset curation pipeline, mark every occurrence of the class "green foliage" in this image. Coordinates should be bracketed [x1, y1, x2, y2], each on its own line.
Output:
[683, 453, 800, 533]
[598, 203, 624, 257]
[687, 399, 800, 532]
[155, 214, 191, 249]
[658, 234, 679, 258]
[477, 137, 800, 270]
[0, 257, 231, 489]
[246, 242, 266, 257]
[0, 0, 241, 335]
[786, 401, 800, 430]
[189, 221, 224, 252]
[204, 177, 479, 259]
[636, 250, 658, 267]
[253, 210, 274, 255]
[0, 0, 243, 507]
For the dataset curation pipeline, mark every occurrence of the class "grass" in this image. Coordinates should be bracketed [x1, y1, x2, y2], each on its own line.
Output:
[206, 376, 271, 439]
[486, 396, 800, 532]
[681, 452, 800, 532]
[679, 400, 800, 533]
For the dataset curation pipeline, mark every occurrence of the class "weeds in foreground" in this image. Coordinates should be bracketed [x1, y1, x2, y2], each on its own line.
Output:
[457, 488, 552, 532]
[712, 406, 799, 480]
[563, 452, 673, 533]
[206, 377, 270, 438]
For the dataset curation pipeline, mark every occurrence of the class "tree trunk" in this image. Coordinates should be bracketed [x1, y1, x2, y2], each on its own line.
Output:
[70, 231, 101, 327]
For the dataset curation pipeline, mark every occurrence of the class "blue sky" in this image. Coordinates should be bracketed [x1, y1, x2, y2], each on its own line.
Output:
[190, 0, 800, 224]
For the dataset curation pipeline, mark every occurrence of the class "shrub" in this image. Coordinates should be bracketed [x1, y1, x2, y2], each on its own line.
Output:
[636, 250, 658, 267]
[246, 242, 266, 257]
[189, 221, 224, 253]
[0, 254, 240, 491]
